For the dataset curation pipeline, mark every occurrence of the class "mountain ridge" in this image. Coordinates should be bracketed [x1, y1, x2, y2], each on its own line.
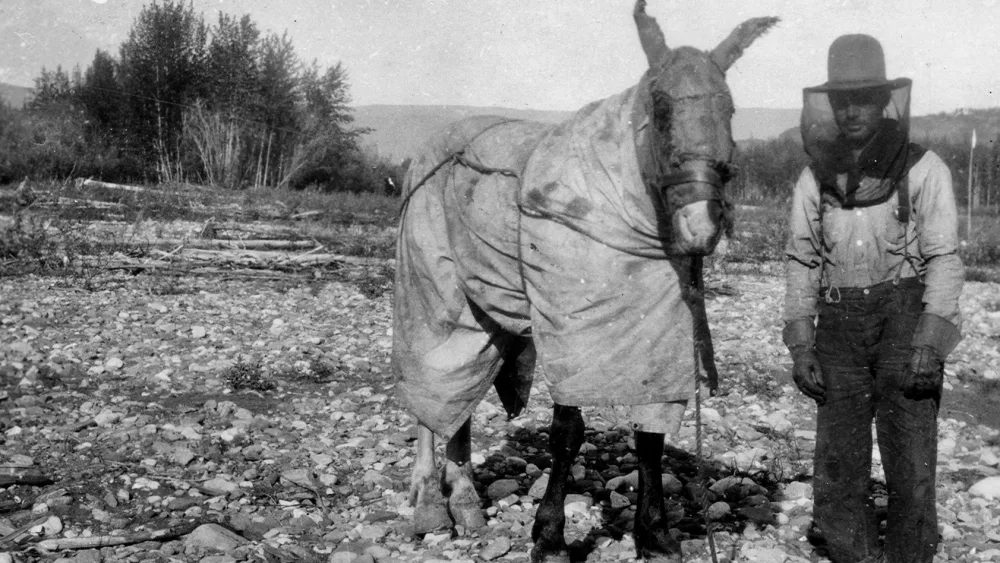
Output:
[0, 82, 32, 108]
[354, 104, 801, 162]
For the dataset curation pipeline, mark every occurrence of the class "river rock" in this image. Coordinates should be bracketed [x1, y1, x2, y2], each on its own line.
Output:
[184, 523, 248, 552]
[706, 501, 731, 521]
[528, 474, 549, 499]
[969, 476, 1000, 499]
[479, 536, 511, 560]
[487, 478, 520, 500]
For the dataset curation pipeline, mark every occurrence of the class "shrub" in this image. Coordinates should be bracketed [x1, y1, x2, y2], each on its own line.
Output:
[222, 357, 275, 391]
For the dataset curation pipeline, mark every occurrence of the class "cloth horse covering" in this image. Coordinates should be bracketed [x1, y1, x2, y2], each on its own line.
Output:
[394, 77, 718, 440]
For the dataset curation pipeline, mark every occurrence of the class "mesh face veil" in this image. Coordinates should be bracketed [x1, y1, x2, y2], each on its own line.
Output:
[802, 80, 911, 164]
[800, 80, 920, 209]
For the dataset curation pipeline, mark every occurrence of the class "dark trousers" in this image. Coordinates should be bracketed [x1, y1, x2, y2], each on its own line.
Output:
[813, 277, 939, 563]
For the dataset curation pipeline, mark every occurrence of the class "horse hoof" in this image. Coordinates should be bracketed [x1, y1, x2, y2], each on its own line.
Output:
[529, 545, 571, 563]
[413, 502, 453, 536]
[449, 501, 486, 530]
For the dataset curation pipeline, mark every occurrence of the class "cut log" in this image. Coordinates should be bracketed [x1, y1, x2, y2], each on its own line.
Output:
[163, 248, 389, 266]
[289, 210, 323, 220]
[0, 472, 55, 487]
[53, 197, 125, 209]
[75, 178, 147, 193]
[0, 515, 50, 547]
[34, 522, 199, 551]
[144, 239, 318, 251]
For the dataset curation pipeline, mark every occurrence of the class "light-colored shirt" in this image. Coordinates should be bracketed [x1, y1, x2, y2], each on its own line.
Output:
[784, 150, 964, 327]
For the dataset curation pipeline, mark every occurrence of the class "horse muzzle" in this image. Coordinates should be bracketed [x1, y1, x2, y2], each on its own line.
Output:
[657, 161, 728, 256]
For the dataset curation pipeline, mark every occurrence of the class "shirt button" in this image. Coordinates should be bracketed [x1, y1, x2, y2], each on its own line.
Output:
[863, 288, 870, 295]
[856, 210, 863, 216]
[856, 240, 863, 246]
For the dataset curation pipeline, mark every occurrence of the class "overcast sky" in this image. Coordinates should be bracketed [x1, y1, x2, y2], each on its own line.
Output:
[1, 0, 999, 115]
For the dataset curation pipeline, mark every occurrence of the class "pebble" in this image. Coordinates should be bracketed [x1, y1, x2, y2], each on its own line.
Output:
[487, 478, 520, 500]
[782, 481, 812, 500]
[981, 449, 1000, 467]
[742, 546, 790, 563]
[479, 536, 512, 560]
[184, 523, 248, 552]
[968, 476, 1000, 499]
[706, 501, 731, 521]
[563, 494, 593, 518]
[328, 553, 360, 563]
[610, 491, 631, 509]
[528, 474, 549, 499]
[201, 477, 239, 496]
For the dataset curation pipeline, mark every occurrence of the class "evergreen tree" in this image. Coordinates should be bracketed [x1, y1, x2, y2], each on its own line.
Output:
[78, 50, 122, 133]
[26, 66, 75, 110]
[206, 13, 260, 114]
[117, 0, 208, 177]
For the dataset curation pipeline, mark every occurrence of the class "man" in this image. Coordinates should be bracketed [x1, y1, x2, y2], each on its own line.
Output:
[783, 34, 964, 563]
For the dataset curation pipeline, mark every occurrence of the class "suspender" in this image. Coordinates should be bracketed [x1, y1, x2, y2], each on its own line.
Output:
[895, 175, 911, 223]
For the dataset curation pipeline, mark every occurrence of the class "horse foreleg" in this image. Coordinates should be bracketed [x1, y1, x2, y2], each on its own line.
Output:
[634, 431, 683, 562]
[531, 404, 584, 563]
[410, 423, 452, 535]
[442, 418, 487, 530]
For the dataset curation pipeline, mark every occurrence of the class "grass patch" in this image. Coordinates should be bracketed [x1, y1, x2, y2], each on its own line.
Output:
[356, 264, 395, 299]
[722, 203, 789, 264]
[240, 185, 399, 226]
[277, 358, 345, 384]
[222, 357, 275, 392]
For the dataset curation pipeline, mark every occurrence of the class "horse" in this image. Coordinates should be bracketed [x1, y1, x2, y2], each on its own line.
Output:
[391, 2, 777, 561]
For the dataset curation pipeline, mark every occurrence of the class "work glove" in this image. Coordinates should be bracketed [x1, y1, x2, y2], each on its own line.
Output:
[902, 313, 962, 399]
[783, 319, 825, 405]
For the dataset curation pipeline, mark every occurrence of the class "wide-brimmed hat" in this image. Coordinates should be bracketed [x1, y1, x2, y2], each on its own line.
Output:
[807, 34, 910, 92]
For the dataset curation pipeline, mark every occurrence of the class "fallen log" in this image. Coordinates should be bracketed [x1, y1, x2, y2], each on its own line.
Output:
[52, 197, 125, 209]
[144, 239, 318, 251]
[161, 248, 389, 266]
[75, 178, 147, 193]
[74, 251, 394, 272]
[0, 515, 50, 547]
[0, 473, 55, 487]
[289, 210, 323, 220]
[34, 522, 200, 551]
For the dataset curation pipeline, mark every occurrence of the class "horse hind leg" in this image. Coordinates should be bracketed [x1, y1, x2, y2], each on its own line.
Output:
[442, 418, 487, 530]
[410, 423, 452, 535]
[531, 404, 585, 563]
[442, 337, 533, 532]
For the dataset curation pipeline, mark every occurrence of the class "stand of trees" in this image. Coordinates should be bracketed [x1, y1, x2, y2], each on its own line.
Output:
[0, 1, 402, 192]
[731, 131, 1000, 208]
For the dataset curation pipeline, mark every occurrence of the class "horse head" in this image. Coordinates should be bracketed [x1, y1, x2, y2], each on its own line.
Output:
[634, 0, 778, 256]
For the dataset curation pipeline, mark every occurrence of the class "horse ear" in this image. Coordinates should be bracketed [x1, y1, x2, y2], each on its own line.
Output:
[634, 0, 669, 68]
[710, 16, 780, 72]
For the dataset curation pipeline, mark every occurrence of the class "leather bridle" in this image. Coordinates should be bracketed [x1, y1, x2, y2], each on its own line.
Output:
[657, 162, 729, 209]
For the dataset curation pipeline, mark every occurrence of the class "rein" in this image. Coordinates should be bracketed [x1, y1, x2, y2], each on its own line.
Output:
[691, 256, 721, 563]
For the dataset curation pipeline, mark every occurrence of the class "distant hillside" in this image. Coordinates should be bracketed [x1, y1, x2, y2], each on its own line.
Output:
[353, 105, 571, 162]
[0, 82, 32, 108]
[354, 104, 801, 162]
[911, 108, 1000, 146]
[775, 107, 1000, 147]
